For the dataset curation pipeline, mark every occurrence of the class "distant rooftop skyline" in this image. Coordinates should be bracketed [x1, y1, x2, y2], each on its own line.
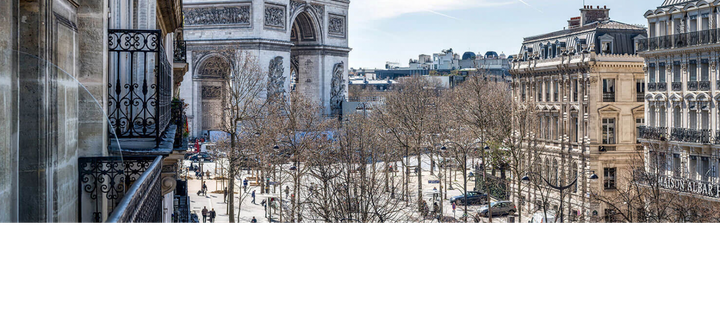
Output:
[348, 0, 654, 69]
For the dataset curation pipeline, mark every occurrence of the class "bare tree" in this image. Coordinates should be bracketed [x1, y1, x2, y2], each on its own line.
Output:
[377, 76, 441, 215]
[217, 51, 267, 223]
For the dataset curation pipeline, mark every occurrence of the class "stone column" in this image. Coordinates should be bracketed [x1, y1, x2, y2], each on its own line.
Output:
[0, 0, 17, 222]
[17, 0, 79, 222]
[77, 0, 109, 222]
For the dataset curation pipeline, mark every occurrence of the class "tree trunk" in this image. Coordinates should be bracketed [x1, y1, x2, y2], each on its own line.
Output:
[417, 146, 423, 214]
[228, 135, 236, 223]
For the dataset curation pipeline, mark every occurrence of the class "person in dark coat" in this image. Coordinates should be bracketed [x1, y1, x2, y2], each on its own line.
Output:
[251, 216, 257, 223]
[201, 207, 208, 223]
[223, 187, 228, 203]
[251, 190, 256, 204]
[210, 209, 216, 223]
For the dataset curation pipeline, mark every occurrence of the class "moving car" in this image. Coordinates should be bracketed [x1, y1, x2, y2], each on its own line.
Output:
[450, 191, 487, 205]
[478, 201, 516, 217]
[188, 152, 213, 162]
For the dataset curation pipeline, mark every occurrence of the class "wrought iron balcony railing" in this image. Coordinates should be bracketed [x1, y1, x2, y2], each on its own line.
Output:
[79, 156, 162, 222]
[603, 92, 615, 102]
[648, 82, 657, 91]
[671, 127, 712, 144]
[641, 30, 720, 53]
[658, 82, 667, 90]
[672, 82, 682, 91]
[637, 93, 645, 102]
[688, 81, 699, 91]
[700, 80, 711, 90]
[106, 156, 164, 223]
[638, 126, 667, 141]
[109, 29, 172, 147]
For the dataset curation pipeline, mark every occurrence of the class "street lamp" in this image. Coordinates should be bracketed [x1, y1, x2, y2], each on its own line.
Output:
[522, 170, 598, 223]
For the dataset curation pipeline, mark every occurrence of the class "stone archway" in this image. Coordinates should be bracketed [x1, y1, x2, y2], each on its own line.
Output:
[289, 9, 324, 106]
[192, 54, 231, 137]
[179, 0, 350, 133]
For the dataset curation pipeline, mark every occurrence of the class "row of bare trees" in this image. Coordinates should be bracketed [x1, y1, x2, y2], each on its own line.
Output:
[210, 51, 544, 222]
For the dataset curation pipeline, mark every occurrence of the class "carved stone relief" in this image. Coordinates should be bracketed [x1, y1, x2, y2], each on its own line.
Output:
[328, 14, 346, 38]
[264, 4, 286, 30]
[311, 4, 324, 23]
[185, 6, 251, 27]
[268, 56, 286, 101]
[330, 61, 346, 116]
[202, 86, 223, 99]
[290, 0, 304, 18]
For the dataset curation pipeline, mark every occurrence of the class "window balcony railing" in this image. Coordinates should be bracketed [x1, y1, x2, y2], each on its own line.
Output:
[603, 92, 615, 102]
[79, 156, 163, 223]
[638, 126, 667, 141]
[700, 80, 711, 90]
[648, 82, 657, 91]
[658, 82, 667, 90]
[671, 127, 712, 144]
[109, 29, 172, 147]
[672, 82, 682, 91]
[688, 81, 699, 91]
[715, 130, 720, 145]
[640, 30, 720, 53]
[637, 93, 645, 102]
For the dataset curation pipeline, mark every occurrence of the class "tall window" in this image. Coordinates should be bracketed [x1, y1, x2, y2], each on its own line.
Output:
[673, 154, 681, 177]
[649, 64, 656, 83]
[602, 118, 616, 144]
[604, 168, 616, 190]
[573, 116, 579, 143]
[572, 163, 578, 193]
[673, 63, 681, 82]
[603, 79, 616, 102]
[553, 81, 559, 102]
[637, 79, 645, 102]
[636, 117, 645, 144]
[674, 106, 682, 128]
[573, 79, 578, 102]
[545, 81, 550, 101]
[689, 60, 697, 82]
[659, 63, 666, 83]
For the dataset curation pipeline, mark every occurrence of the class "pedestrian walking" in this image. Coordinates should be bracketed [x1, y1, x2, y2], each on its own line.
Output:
[202, 183, 208, 196]
[243, 178, 248, 192]
[285, 186, 289, 198]
[210, 209, 216, 223]
[252, 190, 256, 204]
[201, 207, 208, 223]
[223, 187, 228, 203]
[251, 216, 257, 223]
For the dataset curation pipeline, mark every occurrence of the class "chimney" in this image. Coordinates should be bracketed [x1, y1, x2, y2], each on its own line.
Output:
[568, 16, 581, 29]
[580, 5, 610, 25]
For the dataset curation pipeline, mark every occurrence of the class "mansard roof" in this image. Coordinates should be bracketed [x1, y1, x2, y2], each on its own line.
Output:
[523, 20, 645, 43]
[661, 0, 694, 6]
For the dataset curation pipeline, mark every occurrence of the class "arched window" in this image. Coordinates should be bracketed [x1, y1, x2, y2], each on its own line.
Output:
[649, 104, 656, 127]
[659, 103, 667, 128]
[673, 105, 682, 128]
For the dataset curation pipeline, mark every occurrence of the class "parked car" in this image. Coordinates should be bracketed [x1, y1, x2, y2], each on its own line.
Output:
[478, 201, 516, 217]
[450, 191, 487, 205]
[187, 152, 213, 162]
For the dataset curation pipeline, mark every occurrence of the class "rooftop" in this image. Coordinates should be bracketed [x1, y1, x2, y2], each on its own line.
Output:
[661, 0, 693, 6]
[524, 19, 646, 43]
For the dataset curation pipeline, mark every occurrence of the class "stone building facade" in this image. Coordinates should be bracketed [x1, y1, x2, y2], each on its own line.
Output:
[179, 0, 351, 137]
[0, 0, 189, 222]
[510, 6, 647, 222]
[637, 0, 720, 208]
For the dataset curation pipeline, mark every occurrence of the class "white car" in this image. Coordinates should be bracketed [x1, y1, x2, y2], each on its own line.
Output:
[530, 210, 555, 224]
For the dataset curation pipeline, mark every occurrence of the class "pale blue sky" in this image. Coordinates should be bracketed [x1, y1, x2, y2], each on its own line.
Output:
[348, 0, 658, 69]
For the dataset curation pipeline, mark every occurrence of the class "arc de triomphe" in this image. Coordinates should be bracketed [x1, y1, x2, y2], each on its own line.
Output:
[179, 0, 351, 137]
